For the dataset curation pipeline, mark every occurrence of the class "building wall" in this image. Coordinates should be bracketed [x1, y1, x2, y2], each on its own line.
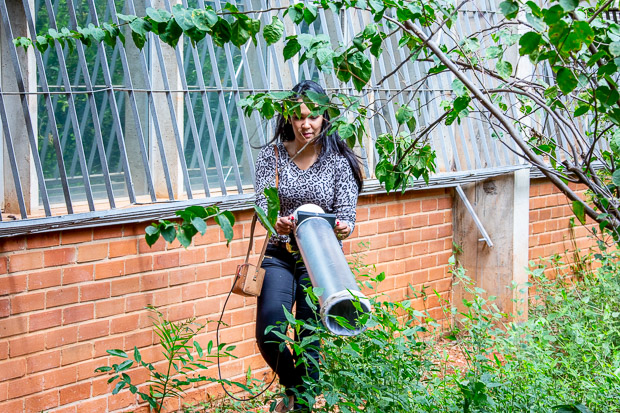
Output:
[0, 181, 592, 412]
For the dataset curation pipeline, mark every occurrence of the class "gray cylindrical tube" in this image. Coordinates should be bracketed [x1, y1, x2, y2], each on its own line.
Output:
[294, 215, 371, 336]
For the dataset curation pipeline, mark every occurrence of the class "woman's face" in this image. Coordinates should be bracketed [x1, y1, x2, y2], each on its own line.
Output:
[290, 102, 324, 147]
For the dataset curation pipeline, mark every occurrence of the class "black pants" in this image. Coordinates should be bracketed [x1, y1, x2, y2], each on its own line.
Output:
[256, 245, 319, 396]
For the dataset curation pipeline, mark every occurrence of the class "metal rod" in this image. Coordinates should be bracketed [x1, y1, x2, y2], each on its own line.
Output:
[455, 185, 493, 248]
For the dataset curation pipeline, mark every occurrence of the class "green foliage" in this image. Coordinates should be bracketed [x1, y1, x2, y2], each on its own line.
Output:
[94, 306, 242, 413]
[275, 246, 620, 412]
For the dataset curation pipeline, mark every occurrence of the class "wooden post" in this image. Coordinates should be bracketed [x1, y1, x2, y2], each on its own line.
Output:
[453, 168, 530, 321]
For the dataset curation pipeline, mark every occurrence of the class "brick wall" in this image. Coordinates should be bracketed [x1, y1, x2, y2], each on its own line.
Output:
[528, 179, 596, 266]
[1, 179, 595, 412]
[0, 188, 454, 413]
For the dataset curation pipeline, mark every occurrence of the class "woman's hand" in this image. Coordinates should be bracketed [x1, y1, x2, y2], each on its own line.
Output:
[275, 216, 295, 235]
[334, 220, 350, 240]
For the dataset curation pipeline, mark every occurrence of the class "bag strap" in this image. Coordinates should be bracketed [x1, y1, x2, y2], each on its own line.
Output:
[244, 145, 279, 266]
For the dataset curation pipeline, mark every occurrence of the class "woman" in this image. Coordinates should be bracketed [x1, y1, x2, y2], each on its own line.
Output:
[254, 80, 363, 412]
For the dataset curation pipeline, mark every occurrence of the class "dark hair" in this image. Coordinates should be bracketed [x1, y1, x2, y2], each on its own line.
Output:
[270, 80, 364, 192]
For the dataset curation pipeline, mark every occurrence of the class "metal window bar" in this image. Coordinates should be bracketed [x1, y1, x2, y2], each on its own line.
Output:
[0, 0, 532, 222]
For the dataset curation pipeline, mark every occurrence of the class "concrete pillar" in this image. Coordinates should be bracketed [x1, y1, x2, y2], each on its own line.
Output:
[453, 168, 530, 321]
[147, 0, 185, 199]
[0, 0, 38, 215]
[124, 1, 150, 197]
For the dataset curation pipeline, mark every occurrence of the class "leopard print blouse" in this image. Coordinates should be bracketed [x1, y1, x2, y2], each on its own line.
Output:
[255, 142, 358, 244]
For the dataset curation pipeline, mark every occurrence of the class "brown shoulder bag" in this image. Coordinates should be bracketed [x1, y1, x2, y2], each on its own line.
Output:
[233, 145, 279, 297]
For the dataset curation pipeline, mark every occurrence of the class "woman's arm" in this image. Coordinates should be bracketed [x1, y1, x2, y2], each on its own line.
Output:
[254, 145, 277, 221]
[333, 156, 359, 238]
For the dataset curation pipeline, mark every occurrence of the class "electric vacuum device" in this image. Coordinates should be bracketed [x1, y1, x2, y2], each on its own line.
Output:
[293, 204, 371, 336]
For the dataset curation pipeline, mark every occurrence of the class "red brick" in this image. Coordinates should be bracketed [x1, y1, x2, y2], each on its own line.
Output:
[11, 291, 45, 314]
[404, 200, 421, 214]
[412, 214, 428, 228]
[93, 336, 124, 357]
[61, 229, 93, 246]
[9, 251, 44, 272]
[428, 211, 446, 225]
[63, 303, 94, 324]
[63, 264, 94, 285]
[27, 233, 60, 249]
[179, 248, 206, 266]
[24, 389, 58, 412]
[206, 244, 229, 261]
[60, 382, 91, 405]
[46, 286, 79, 308]
[0, 257, 6, 274]
[109, 239, 138, 258]
[0, 298, 7, 318]
[208, 277, 233, 296]
[107, 390, 136, 411]
[124, 330, 153, 350]
[170, 267, 195, 285]
[126, 294, 152, 312]
[0, 237, 26, 252]
[110, 314, 139, 334]
[387, 202, 403, 217]
[138, 236, 166, 253]
[94, 260, 124, 280]
[95, 297, 125, 318]
[0, 273, 26, 294]
[124, 255, 153, 275]
[0, 399, 24, 412]
[111, 276, 140, 296]
[44, 247, 77, 267]
[28, 268, 62, 290]
[76, 396, 107, 413]
[26, 349, 60, 374]
[182, 282, 207, 302]
[153, 251, 180, 270]
[30, 309, 62, 332]
[44, 365, 77, 389]
[140, 272, 168, 291]
[93, 226, 123, 240]
[76, 359, 104, 380]
[7, 374, 44, 398]
[45, 325, 78, 349]
[221, 258, 244, 277]
[77, 243, 108, 263]
[9, 332, 45, 356]
[78, 320, 109, 341]
[196, 262, 221, 281]
[388, 232, 405, 247]
[152, 287, 182, 307]
[168, 302, 194, 321]
[61, 343, 93, 365]
[368, 205, 386, 220]
[0, 358, 26, 381]
[80, 282, 111, 302]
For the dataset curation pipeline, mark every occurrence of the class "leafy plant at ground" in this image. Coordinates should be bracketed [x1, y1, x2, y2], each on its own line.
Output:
[267, 245, 620, 412]
[94, 305, 242, 413]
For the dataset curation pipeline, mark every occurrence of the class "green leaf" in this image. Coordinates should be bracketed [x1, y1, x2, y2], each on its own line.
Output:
[161, 224, 177, 243]
[283, 38, 301, 60]
[610, 42, 620, 57]
[117, 13, 137, 23]
[160, 18, 183, 48]
[107, 349, 128, 358]
[347, 52, 372, 91]
[395, 105, 415, 126]
[214, 213, 234, 245]
[191, 216, 207, 235]
[264, 187, 280, 228]
[338, 123, 356, 139]
[556, 67, 578, 94]
[496, 60, 513, 79]
[451, 79, 468, 97]
[112, 381, 126, 395]
[573, 105, 590, 117]
[612, 170, 620, 187]
[263, 16, 284, 45]
[499, 1, 519, 19]
[572, 200, 586, 224]
[286, 4, 305, 24]
[173, 5, 195, 31]
[303, 4, 318, 24]
[559, 0, 579, 12]
[211, 19, 232, 47]
[253, 205, 276, 236]
[543, 5, 565, 25]
[192, 9, 218, 30]
[146, 7, 171, 23]
[486, 46, 503, 59]
[519, 32, 541, 55]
